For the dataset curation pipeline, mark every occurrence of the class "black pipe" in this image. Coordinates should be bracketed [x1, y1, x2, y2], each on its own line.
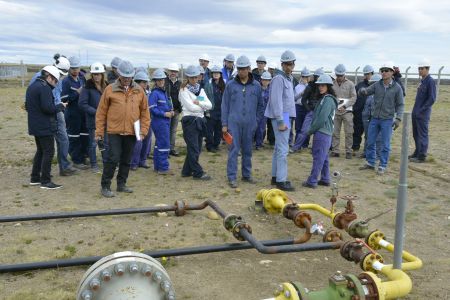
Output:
[239, 228, 342, 254]
[0, 238, 335, 273]
[0, 206, 178, 223]
[187, 200, 228, 219]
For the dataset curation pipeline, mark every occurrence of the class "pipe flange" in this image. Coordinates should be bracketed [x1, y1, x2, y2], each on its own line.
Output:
[281, 203, 298, 219]
[357, 273, 380, 300]
[293, 211, 311, 228]
[360, 253, 384, 273]
[76, 251, 175, 300]
[232, 222, 252, 241]
[347, 220, 369, 238]
[333, 212, 357, 230]
[174, 200, 186, 217]
[223, 214, 242, 232]
[323, 229, 343, 243]
[365, 230, 385, 250]
[340, 241, 363, 262]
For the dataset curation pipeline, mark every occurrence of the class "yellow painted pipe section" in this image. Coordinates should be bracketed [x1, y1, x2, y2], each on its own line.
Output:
[274, 282, 300, 300]
[377, 239, 423, 271]
[297, 203, 336, 220]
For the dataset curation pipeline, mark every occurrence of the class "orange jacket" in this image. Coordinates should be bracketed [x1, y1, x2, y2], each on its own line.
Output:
[95, 81, 150, 138]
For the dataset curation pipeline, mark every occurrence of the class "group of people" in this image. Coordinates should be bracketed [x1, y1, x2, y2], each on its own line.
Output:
[25, 51, 437, 196]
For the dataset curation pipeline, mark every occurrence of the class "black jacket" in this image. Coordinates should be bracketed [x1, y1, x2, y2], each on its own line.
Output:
[354, 79, 371, 112]
[165, 78, 182, 113]
[79, 79, 103, 129]
[26, 78, 64, 136]
[301, 82, 318, 111]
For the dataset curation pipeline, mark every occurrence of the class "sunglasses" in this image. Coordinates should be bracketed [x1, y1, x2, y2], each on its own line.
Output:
[380, 69, 392, 73]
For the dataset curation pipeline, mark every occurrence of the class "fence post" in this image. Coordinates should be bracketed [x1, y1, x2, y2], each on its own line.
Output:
[436, 66, 444, 102]
[404, 66, 411, 95]
[354, 66, 360, 83]
[20, 60, 25, 88]
[180, 64, 184, 80]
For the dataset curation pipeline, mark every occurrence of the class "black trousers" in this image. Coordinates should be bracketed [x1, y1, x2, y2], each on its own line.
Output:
[181, 116, 205, 178]
[205, 117, 222, 150]
[352, 110, 364, 151]
[101, 134, 136, 188]
[266, 118, 275, 145]
[31, 135, 55, 184]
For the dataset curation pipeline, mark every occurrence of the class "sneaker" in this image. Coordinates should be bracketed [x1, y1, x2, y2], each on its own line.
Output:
[181, 173, 192, 178]
[377, 167, 385, 175]
[206, 148, 217, 153]
[169, 150, 180, 157]
[130, 166, 138, 171]
[139, 164, 150, 169]
[302, 181, 317, 189]
[318, 180, 330, 187]
[101, 187, 115, 198]
[158, 170, 173, 175]
[40, 182, 63, 190]
[331, 152, 340, 157]
[29, 180, 41, 186]
[117, 185, 133, 193]
[242, 177, 257, 184]
[194, 173, 211, 181]
[229, 180, 238, 188]
[73, 163, 89, 170]
[359, 164, 375, 171]
[91, 166, 101, 174]
[408, 153, 417, 159]
[345, 153, 352, 159]
[409, 157, 425, 163]
[60, 168, 78, 176]
[359, 153, 366, 159]
[276, 181, 295, 191]
[271, 177, 277, 185]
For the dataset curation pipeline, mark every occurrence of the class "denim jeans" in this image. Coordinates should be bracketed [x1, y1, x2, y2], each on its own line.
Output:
[366, 118, 393, 169]
[271, 119, 290, 182]
[55, 111, 71, 172]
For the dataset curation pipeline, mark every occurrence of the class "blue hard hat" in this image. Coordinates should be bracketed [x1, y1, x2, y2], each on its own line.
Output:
[301, 67, 312, 77]
[210, 65, 222, 73]
[117, 60, 135, 77]
[280, 50, 296, 63]
[256, 55, 267, 63]
[370, 73, 382, 82]
[185, 65, 200, 77]
[261, 71, 272, 80]
[315, 74, 333, 85]
[314, 67, 324, 76]
[134, 71, 149, 82]
[334, 64, 346, 75]
[110, 57, 122, 68]
[152, 68, 166, 80]
[69, 56, 81, 68]
[363, 65, 374, 74]
[236, 55, 251, 68]
[224, 54, 235, 62]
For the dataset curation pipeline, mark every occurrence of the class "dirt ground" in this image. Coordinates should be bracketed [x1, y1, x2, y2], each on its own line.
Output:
[0, 83, 449, 300]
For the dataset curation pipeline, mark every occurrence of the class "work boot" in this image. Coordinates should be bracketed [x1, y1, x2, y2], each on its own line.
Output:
[271, 177, 277, 185]
[408, 153, 417, 159]
[331, 152, 340, 157]
[409, 157, 425, 163]
[345, 153, 352, 159]
[194, 173, 211, 181]
[302, 181, 317, 189]
[242, 177, 257, 184]
[139, 164, 150, 169]
[359, 164, 375, 171]
[60, 168, 78, 176]
[169, 150, 180, 157]
[73, 163, 89, 170]
[276, 181, 295, 191]
[229, 180, 238, 188]
[117, 185, 133, 193]
[101, 187, 115, 198]
[377, 167, 386, 175]
[318, 180, 330, 187]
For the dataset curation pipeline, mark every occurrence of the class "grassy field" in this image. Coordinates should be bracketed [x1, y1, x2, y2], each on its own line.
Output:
[0, 83, 449, 299]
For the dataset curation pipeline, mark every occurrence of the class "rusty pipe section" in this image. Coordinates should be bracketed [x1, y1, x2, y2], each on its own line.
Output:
[282, 204, 312, 244]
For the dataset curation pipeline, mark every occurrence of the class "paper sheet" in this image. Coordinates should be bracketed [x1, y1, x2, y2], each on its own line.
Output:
[134, 120, 141, 141]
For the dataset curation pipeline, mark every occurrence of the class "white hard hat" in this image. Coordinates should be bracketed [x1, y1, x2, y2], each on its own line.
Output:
[315, 74, 333, 85]
[418, 59, 431, 68]
[210, 65, 222, 73]
[224, 53, 235, 62]
[256, 55, 267, 63]
[197, 65, 205, 74]
[280, 50, 296, 63]
[134, 71, 150, 82]
[268, 62, 278, 69]
[90, 62, 105, 74]
[42, 65, 61, 81]
[185, 65, 200, 77]
[152, 68, 167, 80]
[236, 55, 251, 68]
[334, 64, 346, 75]
[261, 71, 272, 80]
[167, 63, 179, 72]
[110, 57, 122, 68]
[379, 63, 394, 72]
[199, 54, 210, 61]
[362, 65, 374, 74]
[117, 60, 135, 77]
[53, 56, 70, 75]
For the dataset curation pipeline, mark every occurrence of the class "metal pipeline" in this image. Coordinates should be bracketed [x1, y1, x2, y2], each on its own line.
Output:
[0, 237, 334, 273]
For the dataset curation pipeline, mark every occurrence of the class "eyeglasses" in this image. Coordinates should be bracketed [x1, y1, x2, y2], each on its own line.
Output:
[380, 69, 391, 73]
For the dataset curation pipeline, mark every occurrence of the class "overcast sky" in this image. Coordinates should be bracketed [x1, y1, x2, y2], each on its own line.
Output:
[1, 0, 449, 72]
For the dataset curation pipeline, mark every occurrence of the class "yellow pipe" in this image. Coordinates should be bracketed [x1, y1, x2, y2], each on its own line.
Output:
[297, 203, 336, 220]
[366, 261, 413, 300]
[377, 238, 423, 271]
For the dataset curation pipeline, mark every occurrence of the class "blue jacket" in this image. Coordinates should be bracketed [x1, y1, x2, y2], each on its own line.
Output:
[61, 75, 86, 108]
[149, 87, 172, 121]
[26, 78, 65, 136]
[262, 86, 270, 111]
[362, 95, 374, 121]
[221, 74, 264, 127]
[30, 71, 63, 104]
[222, 66, 234, 83]
[265, 72, 296, 125]
[209, 80, 224, 120]
[79, 79, 102, 129]
[413, 74, 436, 116]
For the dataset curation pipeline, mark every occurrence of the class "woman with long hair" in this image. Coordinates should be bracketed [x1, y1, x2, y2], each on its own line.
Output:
[179, 65, 212, 180]
[205, 65, 225, 152]
[302, 74, 338, 188]
[79, 62, 108, 173]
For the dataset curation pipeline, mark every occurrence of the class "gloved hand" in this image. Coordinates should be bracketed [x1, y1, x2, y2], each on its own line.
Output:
[358, 88, 368, 96]
[392, 118, 401, 131]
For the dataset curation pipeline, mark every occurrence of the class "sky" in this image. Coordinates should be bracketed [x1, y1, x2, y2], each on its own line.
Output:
[1, 0, 449, 73]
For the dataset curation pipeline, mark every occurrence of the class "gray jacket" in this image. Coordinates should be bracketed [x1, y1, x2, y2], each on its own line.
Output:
[360, 79, 404, 121]
[264, 73, 296, 125]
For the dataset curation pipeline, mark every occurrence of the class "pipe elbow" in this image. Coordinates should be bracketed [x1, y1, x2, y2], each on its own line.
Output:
[380, 266, 412, 299]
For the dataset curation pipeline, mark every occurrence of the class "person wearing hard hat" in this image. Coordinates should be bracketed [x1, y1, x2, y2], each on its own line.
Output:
[148, 69, 174, 175]
[358, 63, 404, 175]
[198, 66, 214, 107]
[302, 74, 338, 188]
[393, 66, 406, 97]
[130, 70, 152, 171]
[96, 60, 150, 197]
[331, 64, 357, 159]
[264, 50, 297, 191]
[252, 55, 267, 83]
[291, 67, 312, 152]
[291, 67, 323, 152]
[205, 65, 226, 152]
[107, 57, 122, 84]
[26, 66, 68, 189]
[222, 55, 264, 188]
[28, 54, 78, 177]
[410, 60, 436, 163]
[179, 65, 212, 180]
[165, 63, 182, 157]
[199, 54, 211, 83]
[254, 71, 272, 150]
[222, 54, 235, 82]
[361, 74, 383, 159]
[78, 62, 108, 174]
[62, 56, 89, 169]
[352, 65, 374, 154]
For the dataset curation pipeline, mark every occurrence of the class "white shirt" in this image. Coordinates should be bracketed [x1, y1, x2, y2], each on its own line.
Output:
[179, 87, 212, 118]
